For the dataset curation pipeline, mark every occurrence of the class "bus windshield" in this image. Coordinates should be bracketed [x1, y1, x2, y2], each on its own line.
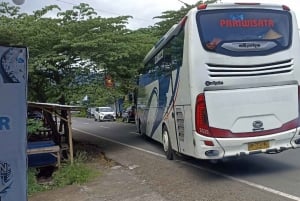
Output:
[196, 9, 292, 56]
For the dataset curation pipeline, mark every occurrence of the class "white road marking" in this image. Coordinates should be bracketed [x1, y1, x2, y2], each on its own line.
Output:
[73, 128, 165, 158]
[129, 131, 140, 135]
[98, 126, 110, 129]
[73, 128, 300, 201]
[179, 161, 300, 201]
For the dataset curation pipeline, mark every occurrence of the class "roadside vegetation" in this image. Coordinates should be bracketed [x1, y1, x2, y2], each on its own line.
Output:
[27, 143, 105, 196]
[0, 0, 216, 107]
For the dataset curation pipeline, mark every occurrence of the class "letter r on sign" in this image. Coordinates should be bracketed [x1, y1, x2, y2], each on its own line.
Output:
[0, 117, 10, 130]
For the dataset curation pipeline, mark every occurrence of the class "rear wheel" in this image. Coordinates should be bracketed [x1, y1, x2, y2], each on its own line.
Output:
[139, 119, 147, 139]
[162, 127, 173, 160]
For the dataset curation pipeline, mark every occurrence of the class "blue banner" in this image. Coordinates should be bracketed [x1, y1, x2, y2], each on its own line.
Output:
[0, 45, 28, 201]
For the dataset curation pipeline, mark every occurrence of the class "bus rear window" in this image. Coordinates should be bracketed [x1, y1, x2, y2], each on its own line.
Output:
[196, 9, 292, 56]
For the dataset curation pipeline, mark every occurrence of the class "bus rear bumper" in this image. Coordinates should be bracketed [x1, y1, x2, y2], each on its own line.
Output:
[194, 128, 299, 159]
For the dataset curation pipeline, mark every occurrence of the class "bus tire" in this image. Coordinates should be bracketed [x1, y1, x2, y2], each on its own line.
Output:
[162, 127, 173, 160]
[139, 120, 147, 139]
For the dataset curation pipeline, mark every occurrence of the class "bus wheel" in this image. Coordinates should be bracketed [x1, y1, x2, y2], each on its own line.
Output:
[162, 127, 173, 160]
[139, 120, 147, 139]
[137, 119, 141, 134]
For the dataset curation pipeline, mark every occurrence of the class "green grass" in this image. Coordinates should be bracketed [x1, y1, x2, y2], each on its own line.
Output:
[27, 150, 101, 196]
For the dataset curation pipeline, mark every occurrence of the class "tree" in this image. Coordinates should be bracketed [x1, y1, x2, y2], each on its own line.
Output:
[153, 0, 218, 37]
[1, 1, 220, 106]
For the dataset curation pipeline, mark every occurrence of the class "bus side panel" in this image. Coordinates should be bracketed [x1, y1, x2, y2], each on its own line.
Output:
[144, 79, 161, 142]
[173, 105, 196, 156]
[172, 19, 201, 157]
[136, 77, 159, 139]
[137, 72, 184, 145]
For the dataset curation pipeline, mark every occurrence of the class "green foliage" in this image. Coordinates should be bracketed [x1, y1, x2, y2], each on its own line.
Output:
[52, 161, 97, 187]
[1, 1, 217, 106]
[27, 169, 46, 195]
[153, 0, 218, 36]
[27, 119, 44, 134]
[27, 151, 99, 196]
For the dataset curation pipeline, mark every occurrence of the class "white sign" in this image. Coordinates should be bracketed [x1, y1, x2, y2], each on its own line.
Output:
[0, 45, 28, 201]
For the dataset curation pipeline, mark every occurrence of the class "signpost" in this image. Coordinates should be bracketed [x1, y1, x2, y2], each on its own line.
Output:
[0, 45, 28, 201]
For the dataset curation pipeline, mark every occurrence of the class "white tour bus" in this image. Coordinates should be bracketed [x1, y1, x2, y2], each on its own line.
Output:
[136, 3, 300, 160]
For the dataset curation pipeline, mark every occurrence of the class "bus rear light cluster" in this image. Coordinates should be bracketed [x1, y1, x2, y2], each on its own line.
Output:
[204, 140, 214, 146]
[195, 93, 211, 136]
[197, 4, 207, 10]
[282, 5, 290, 11]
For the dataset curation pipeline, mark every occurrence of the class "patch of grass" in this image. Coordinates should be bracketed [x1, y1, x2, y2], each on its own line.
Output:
[27, 169, 46, 195]
[52, 161, 99, 187]
[28, 144, 102, 196]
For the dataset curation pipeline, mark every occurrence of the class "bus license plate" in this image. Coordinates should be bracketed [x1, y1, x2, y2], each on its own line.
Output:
[248, 141, 269, 151]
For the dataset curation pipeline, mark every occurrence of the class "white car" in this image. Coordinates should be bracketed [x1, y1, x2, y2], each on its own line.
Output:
[94, 107, 116, 122]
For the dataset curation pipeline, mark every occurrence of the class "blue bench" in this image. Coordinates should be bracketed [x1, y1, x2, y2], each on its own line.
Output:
[27, 140, 60, 168]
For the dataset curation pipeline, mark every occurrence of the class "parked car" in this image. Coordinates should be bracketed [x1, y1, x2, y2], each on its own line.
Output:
[122, 105, 136, 123]
[27, 110, 43, 120]
[86, 107, 96, 118]
[94, 107, 116, 122]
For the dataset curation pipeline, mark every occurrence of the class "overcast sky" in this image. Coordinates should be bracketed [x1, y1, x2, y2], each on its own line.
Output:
[7, 0, 300, 29]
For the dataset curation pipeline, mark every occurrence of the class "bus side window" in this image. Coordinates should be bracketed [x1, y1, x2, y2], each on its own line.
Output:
[161, 29, 184, 74]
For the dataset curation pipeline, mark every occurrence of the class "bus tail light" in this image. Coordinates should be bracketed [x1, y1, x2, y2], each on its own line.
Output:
[197, 4, 207, 10]
[282, 5, 290, 11]
[195, 94, 210, 136]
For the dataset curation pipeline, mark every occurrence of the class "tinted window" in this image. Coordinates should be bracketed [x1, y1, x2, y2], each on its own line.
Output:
[143, 27, 184, 81]
[99, 107, 113, 112]
[196, 9, 292, 56]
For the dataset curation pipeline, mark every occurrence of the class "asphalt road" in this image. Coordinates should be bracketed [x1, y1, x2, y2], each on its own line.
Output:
[72, 117, 300, 201]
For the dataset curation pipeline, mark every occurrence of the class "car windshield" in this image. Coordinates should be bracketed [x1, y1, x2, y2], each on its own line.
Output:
[99, 107, 113, 112]
[196, 9, 292, 56]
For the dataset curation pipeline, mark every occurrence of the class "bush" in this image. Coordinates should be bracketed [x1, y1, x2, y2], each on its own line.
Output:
[27, 119, 44, 135]
[52, 162, 97, 187]
[27, 169, 46, 195]
[27, 150, 100, 196]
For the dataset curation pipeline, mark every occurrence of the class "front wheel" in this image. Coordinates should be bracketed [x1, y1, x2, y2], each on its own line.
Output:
[162, 127, 173, 160]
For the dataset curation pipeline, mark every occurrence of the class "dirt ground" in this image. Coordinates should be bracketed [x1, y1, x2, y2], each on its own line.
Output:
[28, 142, 165, 201]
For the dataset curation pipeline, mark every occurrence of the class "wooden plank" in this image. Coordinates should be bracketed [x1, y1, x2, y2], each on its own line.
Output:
[27, 145, 60, 155]
[27, 145, 61, 167]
